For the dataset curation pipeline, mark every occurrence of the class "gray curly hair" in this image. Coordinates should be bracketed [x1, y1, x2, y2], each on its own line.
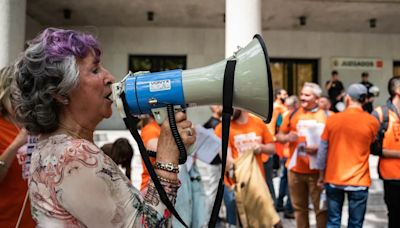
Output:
[11, 28, 101, 135]
[0, 65, 14, 116]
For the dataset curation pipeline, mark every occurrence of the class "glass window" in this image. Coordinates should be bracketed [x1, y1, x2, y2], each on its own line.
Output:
[393, 61, 400, 76]
[129, 55, 187, 73]
[270, 59, 319, 96]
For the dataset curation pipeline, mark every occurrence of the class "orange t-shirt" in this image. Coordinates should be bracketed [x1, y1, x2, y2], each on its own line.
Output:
[0, 117, 35, 228]
[263, 101, 287, 162]
[140, 120, 160, 190]
[215, 114, 274, 187]
[267, 100, 288, 135]
[375, 106, 400, 180]
[280, 107, 328, 174]
[321, 108, 379, 186]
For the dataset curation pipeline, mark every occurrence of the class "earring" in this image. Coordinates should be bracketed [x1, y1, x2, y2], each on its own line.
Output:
[62, 99, 69, 105]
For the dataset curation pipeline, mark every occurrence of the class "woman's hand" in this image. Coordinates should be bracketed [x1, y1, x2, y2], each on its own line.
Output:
[10, 128, 29, 150]
[286, 131, 298, 143]
[0, 129, 28, 182]
[156, 111, 196, 165]
[305, 144, 318, 155]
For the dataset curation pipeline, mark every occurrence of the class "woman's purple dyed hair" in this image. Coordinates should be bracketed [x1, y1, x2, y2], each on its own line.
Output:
[34, 27, 101, 63]
[11, 28, 103, 134]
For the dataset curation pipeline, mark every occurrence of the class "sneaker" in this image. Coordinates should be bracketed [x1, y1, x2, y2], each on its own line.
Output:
[275, 205, 285, 212]
[284, 212, 295, 219]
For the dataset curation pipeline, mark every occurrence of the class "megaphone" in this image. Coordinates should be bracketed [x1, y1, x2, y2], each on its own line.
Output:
[112, 34, 274, 228]
[112, 34, 273, 124]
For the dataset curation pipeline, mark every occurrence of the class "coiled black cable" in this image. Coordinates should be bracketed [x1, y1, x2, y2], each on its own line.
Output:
[166, 104, 187, 164]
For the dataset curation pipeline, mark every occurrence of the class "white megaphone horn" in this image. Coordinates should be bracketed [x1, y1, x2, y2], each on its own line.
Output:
[111, 34, 274, 228]
[112, 34, 273, 124]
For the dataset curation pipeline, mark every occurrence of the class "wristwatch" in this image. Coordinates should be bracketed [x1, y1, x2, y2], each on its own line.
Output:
[154, 162, 179, 173]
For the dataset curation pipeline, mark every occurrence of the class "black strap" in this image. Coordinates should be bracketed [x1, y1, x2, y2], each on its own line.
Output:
[208, 60, 236, 228]
[147, 150, 157, 157]
[120, 93, 188, 228]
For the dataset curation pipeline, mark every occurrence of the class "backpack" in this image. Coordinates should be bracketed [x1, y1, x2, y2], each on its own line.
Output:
[370, 105, 389, 156]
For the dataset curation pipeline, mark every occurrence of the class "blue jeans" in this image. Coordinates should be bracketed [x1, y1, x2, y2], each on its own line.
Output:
[263, 157, 276, 203]
[325, 184, 368, 228]
[276, 158, 293, 213]
[223, 185, 237, 225]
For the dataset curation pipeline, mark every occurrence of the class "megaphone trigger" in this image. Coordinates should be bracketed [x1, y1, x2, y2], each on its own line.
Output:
[151, 105, 184, 125]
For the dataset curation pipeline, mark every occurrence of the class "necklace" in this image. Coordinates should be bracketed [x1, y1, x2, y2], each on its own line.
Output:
[58, 123, 86, 140]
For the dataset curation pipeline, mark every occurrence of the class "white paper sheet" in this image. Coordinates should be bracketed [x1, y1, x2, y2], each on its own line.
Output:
[288, 142, 306, 170]
[309, 154, 319, 170]
[296, 120, 325, 170]
[185, 155, 194, 171]
[190, 124, 221, 164]
[288, 147, 298, 170]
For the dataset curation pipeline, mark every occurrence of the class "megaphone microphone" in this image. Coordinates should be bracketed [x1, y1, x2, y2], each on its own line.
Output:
[112, 34, 273, 228]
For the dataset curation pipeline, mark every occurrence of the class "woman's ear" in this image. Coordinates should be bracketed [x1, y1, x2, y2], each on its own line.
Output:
[53, 94, 69, 105]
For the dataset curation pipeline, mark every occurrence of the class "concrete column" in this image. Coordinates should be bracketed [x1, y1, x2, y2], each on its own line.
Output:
[225, 0, 262, 57]
[0, 0, 26, 68]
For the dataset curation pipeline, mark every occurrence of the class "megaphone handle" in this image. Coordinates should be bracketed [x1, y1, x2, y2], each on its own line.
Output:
[120, 93, 188, 227]
[166, 104, 188, 164]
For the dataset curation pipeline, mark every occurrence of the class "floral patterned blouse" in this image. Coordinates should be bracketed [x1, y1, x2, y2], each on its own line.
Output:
[29, 134, 179, 227]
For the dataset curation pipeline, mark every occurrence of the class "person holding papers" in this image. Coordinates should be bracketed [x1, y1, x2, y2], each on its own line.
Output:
[276, 82, 328, 228]
[317, 84, 379, 228]
[215, 110, 279, 227]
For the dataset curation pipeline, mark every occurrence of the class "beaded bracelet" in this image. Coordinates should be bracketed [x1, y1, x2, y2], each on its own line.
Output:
[154, 161, 179, 173]
[158, 175, 180, 185]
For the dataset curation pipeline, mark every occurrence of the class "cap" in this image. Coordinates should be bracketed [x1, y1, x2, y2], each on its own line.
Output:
[347, 83, 367, 100]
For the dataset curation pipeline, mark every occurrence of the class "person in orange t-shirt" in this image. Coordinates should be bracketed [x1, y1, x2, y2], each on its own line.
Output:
[371, 76, 400, 228]
[267, 88, 289, 135]
[264, 88, 288, 205]
[140, 117, 160, 191]
[214, 110, 275, 226]
[318, 84, 379, 228]
[276, 82, 328, 228]
[276, 95, 299, 218]
[0, 66, 36, 228]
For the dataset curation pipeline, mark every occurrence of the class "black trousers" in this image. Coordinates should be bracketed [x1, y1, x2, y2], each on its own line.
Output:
[384, 180, 400, 228]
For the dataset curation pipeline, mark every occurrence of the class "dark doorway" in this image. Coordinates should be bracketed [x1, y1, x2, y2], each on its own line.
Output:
[270, 59, 319, 96]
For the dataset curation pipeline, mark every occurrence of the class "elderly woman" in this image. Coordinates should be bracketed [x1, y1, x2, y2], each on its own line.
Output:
[11, 28, 195, 227]
[0, 66, 35, 227]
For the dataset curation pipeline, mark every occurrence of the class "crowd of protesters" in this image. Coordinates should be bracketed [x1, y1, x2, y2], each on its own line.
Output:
[1, 28, 399, 228]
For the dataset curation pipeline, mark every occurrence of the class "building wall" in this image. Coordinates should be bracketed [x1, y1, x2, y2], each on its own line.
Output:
[25, 22, 400, 129]
[25, 15, 43, 41]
